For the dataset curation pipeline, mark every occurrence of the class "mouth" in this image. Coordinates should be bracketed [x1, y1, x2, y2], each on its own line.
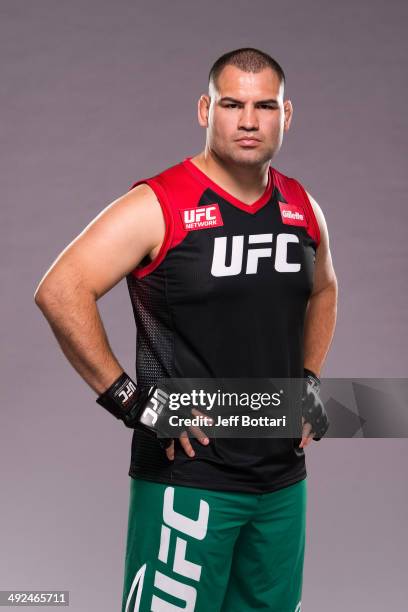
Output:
[236, 137, 261, 146]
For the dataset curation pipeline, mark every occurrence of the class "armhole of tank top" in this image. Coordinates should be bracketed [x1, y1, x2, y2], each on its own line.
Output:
[293, 178, 321, 248]
[128, 177, 175, 279]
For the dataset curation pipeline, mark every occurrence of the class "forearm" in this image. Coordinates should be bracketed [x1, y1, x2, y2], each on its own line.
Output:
[35, 286, 124, 395]
[303, 282, 337, 377]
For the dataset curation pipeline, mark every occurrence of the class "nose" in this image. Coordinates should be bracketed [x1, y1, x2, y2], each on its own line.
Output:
[238, 104, 259, 131]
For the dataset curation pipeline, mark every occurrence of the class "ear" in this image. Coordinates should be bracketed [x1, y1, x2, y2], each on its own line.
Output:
[283, 99, 293, 131]
[197, 94, 210, 128]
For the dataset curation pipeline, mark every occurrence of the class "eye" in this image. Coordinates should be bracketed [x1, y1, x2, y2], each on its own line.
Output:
[225, 103, 239, 108]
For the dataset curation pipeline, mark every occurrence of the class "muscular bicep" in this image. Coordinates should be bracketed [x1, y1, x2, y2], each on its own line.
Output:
[35, 183, 165, 301]
[305, 190, 337, 295]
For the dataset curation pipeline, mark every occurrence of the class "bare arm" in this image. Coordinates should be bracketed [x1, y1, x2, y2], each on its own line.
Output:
[303, 191, 338, 377]
[34, 183, 165, 394]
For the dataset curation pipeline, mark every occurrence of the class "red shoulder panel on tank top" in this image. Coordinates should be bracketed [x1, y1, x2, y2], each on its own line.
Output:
[128, 162, 206, 279]
[272, 168, 321, 247]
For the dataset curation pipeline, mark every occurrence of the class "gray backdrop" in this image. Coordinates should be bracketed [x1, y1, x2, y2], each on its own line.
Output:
[1, 0, 407, 610]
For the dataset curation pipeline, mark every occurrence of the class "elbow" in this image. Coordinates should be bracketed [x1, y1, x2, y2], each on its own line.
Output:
[34, 274, 67, 312]
[327, 275, 338, 296]
[34, 275, 95, 315]
[34, 281, 45, 307]
[34, 282, 55, 312]
[331, 275, 339, 300]
[311, 278, 338, 300]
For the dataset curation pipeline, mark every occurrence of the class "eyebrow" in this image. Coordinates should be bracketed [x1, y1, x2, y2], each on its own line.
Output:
[219, 97, 279, 104]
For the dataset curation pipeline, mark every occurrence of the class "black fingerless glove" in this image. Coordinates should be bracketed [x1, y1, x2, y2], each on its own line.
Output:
[302, 368, 329, 441]
[96, 372, 172, 449]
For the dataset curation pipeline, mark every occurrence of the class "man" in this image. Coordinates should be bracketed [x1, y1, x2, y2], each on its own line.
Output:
[35, 48, 337, 611]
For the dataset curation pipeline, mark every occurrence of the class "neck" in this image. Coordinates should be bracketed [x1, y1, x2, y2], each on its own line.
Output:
[190, 148, 271, 204]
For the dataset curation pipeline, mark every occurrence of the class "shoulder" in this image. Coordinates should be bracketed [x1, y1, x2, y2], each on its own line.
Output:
[275, 166, 329, 250]
[125, 160, 187, 226]
[124, 160, 199, 278]
[118, 182, 164, 234]
[303, 190, 327, 231]
[272, 168, 324, 248]
[272, 168, 325, 220]
[127, 159, 200, 213]
[301, 189, 330, 252]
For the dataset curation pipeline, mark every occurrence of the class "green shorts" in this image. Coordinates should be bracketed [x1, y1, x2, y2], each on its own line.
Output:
[122, 477, 307, 612]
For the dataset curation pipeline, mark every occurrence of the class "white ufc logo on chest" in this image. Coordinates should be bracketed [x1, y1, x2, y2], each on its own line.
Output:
[211, 233, 301, 277]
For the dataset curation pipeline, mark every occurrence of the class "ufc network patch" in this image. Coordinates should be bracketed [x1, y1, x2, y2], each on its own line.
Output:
[180, 203, 224, 231]
[278, 201, 307, 227]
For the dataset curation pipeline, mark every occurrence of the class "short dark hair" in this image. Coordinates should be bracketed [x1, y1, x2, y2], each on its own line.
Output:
[208, 47, 285, 92]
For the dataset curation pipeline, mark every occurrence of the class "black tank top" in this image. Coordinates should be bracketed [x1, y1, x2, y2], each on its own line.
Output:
[125, 157, 320, 493]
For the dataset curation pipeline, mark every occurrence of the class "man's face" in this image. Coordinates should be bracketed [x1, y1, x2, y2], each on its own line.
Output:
[200, 65, 292, 166]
